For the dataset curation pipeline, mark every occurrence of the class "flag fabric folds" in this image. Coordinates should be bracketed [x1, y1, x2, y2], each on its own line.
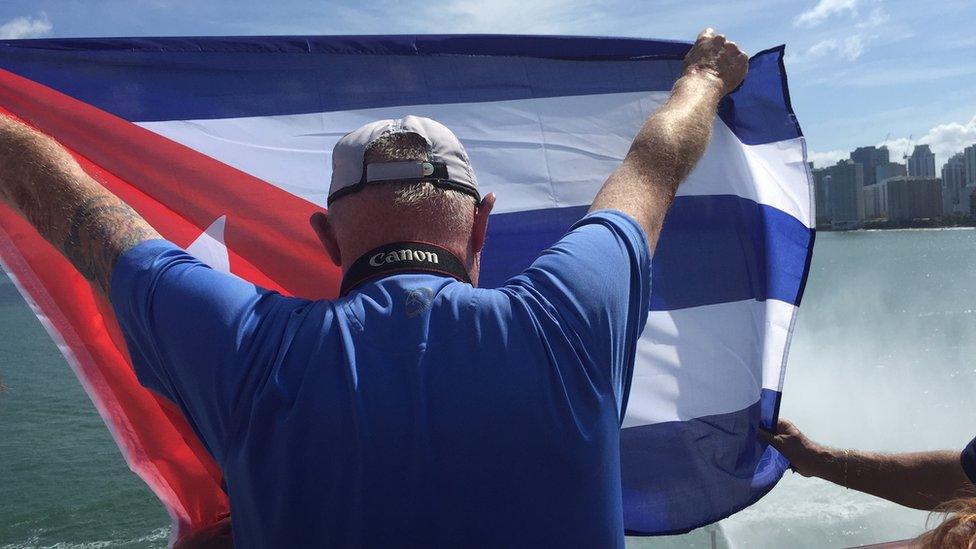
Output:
[0, 35, 814, 538]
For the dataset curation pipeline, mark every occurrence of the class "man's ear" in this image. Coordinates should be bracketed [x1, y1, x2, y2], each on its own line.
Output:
[310, 211, 342, 266]
[470, 193, 495, 254]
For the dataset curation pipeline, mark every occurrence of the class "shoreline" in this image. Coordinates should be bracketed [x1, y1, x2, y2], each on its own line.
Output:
[823, 226, 976, 233]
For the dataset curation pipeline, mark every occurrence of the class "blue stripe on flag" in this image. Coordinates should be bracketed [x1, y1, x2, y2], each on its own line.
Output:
[0, 34, 694, 59]
[0, 37, 682, 122]
[481, 196, 813, 309]
[0, 37, 799, 145]
[718, 46, 803, 145]
[620, 389, 788, 535]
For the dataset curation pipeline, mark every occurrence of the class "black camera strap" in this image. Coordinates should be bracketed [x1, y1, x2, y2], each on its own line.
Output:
[340, 241, 471, 296]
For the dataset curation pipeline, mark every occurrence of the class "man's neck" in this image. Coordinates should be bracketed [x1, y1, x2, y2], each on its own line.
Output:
[339, 241, 475, 295]
[340, 238, 478, 287]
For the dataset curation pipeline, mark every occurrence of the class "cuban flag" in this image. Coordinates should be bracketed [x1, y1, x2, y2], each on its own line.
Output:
[0, 35, 814, 540]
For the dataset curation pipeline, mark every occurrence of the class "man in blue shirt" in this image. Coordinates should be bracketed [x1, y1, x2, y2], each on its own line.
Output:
[0, 30, 747, 547]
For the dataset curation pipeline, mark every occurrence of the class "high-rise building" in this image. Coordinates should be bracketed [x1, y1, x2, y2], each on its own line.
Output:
[964, 144, 976, 186]
[883, 176, 943, 221]
[851, 146, 890, 187]
[813, 167, 831, 226]
[875, 161, 906, 182]
[908, 144, 936, 177]
[826, 160, 863, 229]
[942, 152, 968, 215]
[863, 182, 885, 220]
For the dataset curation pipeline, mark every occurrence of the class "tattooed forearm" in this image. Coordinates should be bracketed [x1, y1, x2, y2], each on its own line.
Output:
[63, 195, 161, 295]
[0, 115, 160, 296]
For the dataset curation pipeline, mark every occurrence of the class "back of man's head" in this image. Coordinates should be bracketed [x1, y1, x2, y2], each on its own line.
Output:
[319, 117, 494, 284]
[327, 131, 478, 260]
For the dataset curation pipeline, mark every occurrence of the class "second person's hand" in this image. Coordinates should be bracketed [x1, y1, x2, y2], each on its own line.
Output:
[759, 418, 828, 477]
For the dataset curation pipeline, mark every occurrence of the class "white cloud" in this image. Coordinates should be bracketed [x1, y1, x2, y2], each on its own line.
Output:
[809, 149, 849, 168]
[807, 114, 974, 169]
[882, 136, 913, 161]
[0, 13, 52, 40]
[787, 35, 866, 64]
[856, 6, 888, 28]
[785, 1, 896, 71]
[920, 116, 976, 167]
[794, 0, 860, 27]
[884, 115, 976, 169]
[834, 36, 864, 60]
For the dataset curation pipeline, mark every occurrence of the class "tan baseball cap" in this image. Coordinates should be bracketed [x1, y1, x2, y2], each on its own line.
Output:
[328, 115, 480, 205]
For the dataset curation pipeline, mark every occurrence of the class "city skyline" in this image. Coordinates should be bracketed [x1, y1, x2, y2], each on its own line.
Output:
[812, 140, 976, 177]
[813, 140, 976, 229]
[0, 0, 972, 171]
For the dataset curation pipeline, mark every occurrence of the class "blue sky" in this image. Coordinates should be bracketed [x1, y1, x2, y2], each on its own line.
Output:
[0, 0, 973, 168]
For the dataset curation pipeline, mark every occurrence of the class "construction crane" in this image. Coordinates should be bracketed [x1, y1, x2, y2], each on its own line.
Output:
[881, 131, 890, 149]
[903, 134, 913, 161]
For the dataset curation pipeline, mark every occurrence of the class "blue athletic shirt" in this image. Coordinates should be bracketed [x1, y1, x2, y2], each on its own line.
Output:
[111, 210, 651, 548]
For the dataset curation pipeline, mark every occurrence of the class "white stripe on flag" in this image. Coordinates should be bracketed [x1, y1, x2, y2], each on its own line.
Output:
[137, 91, 813, 227]
[622, 298, 794, 429]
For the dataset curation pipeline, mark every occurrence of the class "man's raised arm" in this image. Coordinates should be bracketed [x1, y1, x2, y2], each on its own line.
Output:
[590, 28, 748, 250]
[0, 115, 160, 296]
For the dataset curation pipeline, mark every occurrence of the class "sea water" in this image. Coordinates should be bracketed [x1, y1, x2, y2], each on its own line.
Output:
[2, 229, 975, 548]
